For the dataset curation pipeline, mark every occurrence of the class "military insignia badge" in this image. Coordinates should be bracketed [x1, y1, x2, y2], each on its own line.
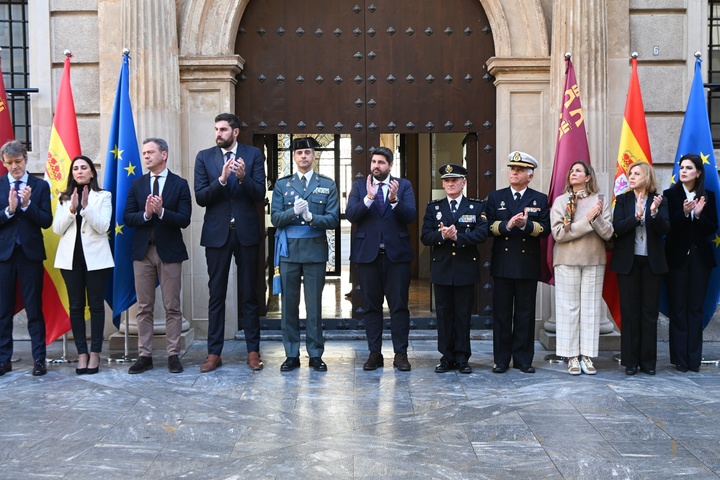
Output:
[436, 212, 442, 220]
[499, 201, 507, 211]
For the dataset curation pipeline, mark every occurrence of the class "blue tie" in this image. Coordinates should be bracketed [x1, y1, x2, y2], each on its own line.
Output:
[376, 182, 385, 210]
[14, 180, 22, 244]
[451, 199, 457, 220]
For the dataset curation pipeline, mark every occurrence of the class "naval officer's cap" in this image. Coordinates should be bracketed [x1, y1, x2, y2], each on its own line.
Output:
[439, 163, 467, 179]
[507, 151, 538, 170]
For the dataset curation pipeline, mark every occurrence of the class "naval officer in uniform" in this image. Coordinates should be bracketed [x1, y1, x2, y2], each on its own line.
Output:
[485, 151, 550, 374]
[421, 163, 487, 374]
[271, 137, 339, 372]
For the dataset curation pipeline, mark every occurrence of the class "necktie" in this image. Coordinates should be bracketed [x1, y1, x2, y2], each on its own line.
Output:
[514, 192, 521, 204]
[301, 175, 307, 191]
[225, 151, 233, 163]
[225, 152, 235, 183]
[376, 182, 385, 210]
[450, 199, 457, 220]
[152, 175, 160, 197]
[13, 180, 21, 244]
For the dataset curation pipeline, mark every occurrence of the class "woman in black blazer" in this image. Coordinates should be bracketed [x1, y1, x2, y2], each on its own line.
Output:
[610, 162, 669, 375]
[663, 154, 718, 373]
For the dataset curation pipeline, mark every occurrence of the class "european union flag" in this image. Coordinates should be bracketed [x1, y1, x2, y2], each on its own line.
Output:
[666, 56, 720, 328]
[104, 52, 139, 328]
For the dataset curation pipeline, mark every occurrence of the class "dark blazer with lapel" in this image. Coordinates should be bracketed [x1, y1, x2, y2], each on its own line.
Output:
[0, 174, 52, 262]
[124, 170, 192, 263]
[609, 191, 670, 275]
[194, 143, 265, 247]
[421, 196, 488, 286]
[663, 186, 718, 269]
[346, 176, 417, 264]
[485, 186, 550, 279]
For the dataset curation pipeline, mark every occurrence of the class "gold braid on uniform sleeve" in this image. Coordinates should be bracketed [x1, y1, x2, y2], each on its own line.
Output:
[530, 221, 544, 237]
[490, 221, 502, 236]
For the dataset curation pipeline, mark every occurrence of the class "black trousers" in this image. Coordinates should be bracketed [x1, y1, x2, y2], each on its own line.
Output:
[617, 255, 661, 370]
[61, 267, 112, 354]
[492, 277, 537, 368]
[667, 247, 711, 369]
[0, 247, 46, 363]
[205, 234, 260, 355]
[357, 254, 410, 354]
[434, 283, 474, 363]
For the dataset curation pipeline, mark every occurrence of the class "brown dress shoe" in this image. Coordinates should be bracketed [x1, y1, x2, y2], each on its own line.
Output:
[200, 354, 222, 373]
[247, 351, 263, 371]
[363, 352, 384, 371]
[393, 353, 411, 371]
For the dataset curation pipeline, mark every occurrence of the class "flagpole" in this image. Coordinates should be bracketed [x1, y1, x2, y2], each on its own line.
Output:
[108, 310, 136, 363]
[48, 334, 75, 364]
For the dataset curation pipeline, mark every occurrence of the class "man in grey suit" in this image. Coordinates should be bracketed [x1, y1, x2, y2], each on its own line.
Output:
[271, 137, 339, 372]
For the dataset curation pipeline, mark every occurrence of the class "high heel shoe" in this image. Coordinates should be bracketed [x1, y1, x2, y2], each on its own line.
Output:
[87, 352, 100, 375]
[76, 353, 89, 375]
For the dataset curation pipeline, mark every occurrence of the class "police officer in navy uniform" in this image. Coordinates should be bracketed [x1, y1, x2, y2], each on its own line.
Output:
[421, 163, 487, 374]
[485, 151, 550, 374]
[271, 137, 339, 372]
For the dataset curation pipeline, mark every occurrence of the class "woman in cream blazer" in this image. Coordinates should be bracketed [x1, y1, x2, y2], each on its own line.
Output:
[53, 156, 113, 374]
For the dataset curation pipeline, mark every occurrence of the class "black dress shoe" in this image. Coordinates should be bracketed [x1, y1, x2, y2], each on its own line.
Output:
[76, 367, 88, 375]
[689, 366, 700, 373]
[457, 362, 472, 374]
[309, 357, 327, 372]
[128, 356, 153, 374]
[435, 358, 455, 373]
[363, 352, 384, 371]
[32, 360, 47, 376]
[492, 365, 507, 374]
[393, 353, 411, 371]
[519, 365, 535, 374]
[625, 366, 637, 376]
[641, 368, 656, 375]
[675, 365, 688, 373]
[0, 361, 12, 376]
[168, 355, 183, 374]
[280, 357, 300, 372]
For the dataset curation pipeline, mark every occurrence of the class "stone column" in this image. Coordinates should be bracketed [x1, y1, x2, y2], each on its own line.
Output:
[115, 0, 189, 338]
[542, 0, 616, 343]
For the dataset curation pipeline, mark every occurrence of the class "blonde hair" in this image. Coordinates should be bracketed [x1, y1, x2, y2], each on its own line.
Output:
[627, 161, 658, 195]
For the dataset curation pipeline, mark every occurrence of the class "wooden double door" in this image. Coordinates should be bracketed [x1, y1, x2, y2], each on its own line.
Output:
[235, 0, 497, 322]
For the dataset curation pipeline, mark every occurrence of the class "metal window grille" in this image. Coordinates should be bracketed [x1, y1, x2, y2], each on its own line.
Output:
[0, 0, 30, 150]
[709, 0, 720, 147]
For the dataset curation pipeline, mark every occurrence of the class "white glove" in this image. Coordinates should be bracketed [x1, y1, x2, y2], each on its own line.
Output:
[302, 209, 313, 222]
[293, 196, 308, 216]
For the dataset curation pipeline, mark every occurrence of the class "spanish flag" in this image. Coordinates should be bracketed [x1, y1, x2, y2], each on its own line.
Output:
[605, 55, 653, 330]
[43, 54, 81, 344]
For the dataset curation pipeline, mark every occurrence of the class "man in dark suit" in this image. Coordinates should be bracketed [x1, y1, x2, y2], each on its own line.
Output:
[485, 151, 550, 374]
[0, 140, 53, 376]
[124, 138, 192, 374]
[194, 113, 266, 372]
[346, 146, 417, 371]
[271, 137, 339, 372]
[421, 164, 487, 374]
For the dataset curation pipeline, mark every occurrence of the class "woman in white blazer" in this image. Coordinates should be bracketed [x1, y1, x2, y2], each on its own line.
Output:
[53, 156, 114, 374]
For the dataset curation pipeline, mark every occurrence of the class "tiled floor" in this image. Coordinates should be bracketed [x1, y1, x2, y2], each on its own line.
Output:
[2, 338, 720, 479]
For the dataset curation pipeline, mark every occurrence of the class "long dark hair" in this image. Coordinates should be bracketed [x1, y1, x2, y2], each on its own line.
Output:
[58, 156, 102, 202]
[673, 153, 706, 197]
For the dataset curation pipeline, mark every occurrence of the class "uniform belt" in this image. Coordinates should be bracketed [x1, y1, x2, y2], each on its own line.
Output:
[230, 220, 236, 230]
[378, 248, 386, 254]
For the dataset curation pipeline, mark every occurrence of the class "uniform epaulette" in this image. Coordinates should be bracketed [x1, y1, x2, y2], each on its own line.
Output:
[468, 198, 484, 203]
[427, 198, 443, 204]
[277, 174, 293, 180]
[316, 173, 333, 180]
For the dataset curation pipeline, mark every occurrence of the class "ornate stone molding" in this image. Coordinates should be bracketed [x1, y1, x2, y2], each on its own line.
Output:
[178, 55, 244, 84]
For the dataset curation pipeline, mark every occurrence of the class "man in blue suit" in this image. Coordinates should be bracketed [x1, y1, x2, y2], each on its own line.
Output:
[194, 113, 266, 372]
[124, 138, 192, 374]
[271, 137, 339, 372]
[346, 146, 417, 371]
[0, 140, 53, 376]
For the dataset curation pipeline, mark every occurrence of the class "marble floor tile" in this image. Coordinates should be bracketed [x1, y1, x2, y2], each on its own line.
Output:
[3, 339, 720, 479]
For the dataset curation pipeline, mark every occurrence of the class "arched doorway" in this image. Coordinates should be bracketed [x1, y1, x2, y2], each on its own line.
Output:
[234, 0, 496, 326]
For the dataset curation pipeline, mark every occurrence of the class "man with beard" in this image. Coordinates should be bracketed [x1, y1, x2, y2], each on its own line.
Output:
[194, 113, 266, 372]
[346, 147, 417, 371]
